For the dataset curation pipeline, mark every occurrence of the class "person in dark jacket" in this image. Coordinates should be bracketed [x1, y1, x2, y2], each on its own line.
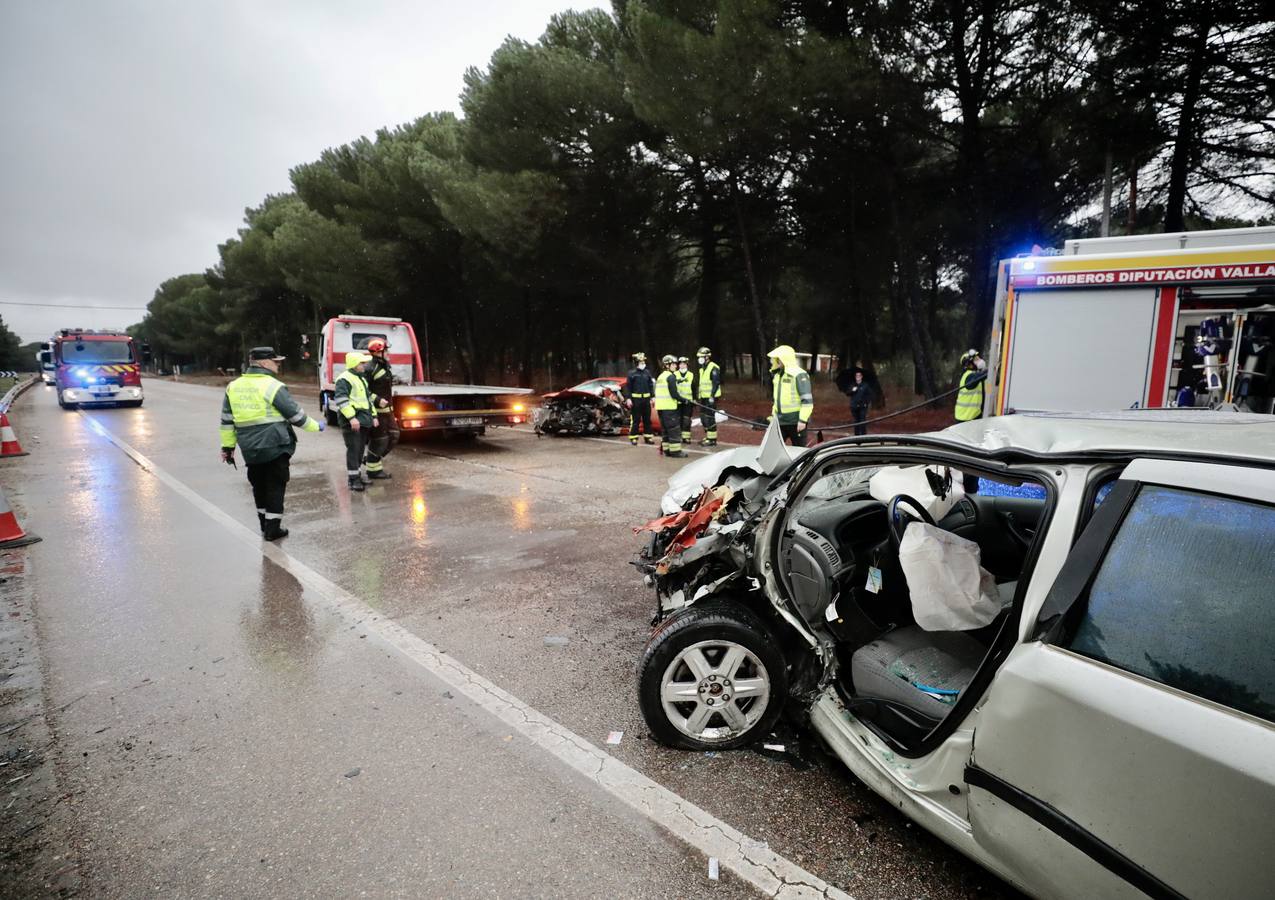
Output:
[362, 337, 398, 480]
[848, 370, 875, 435]
[623, 352, 656, 445]
[220, 347, 323, 540]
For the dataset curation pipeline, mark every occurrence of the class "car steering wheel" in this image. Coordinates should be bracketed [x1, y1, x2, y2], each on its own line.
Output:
[887, 494, 937, 549]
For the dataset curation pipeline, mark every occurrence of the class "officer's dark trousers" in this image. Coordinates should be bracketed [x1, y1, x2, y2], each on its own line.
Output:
[658, 410, 682, 452]
[629, 399, 652, 442]
[246, 454, 290, 521]
[779, 421, 809, 447]
[852, 406, 869, 436]
[679, 403, 694, 441]
[366, 413, 400, 471]
[699, 398, 717, 439]
[342, 426, 367, 478]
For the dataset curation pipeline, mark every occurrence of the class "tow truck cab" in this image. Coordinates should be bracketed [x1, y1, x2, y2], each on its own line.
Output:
[317, 315, 532, 435]
[45, 329, 151, 410]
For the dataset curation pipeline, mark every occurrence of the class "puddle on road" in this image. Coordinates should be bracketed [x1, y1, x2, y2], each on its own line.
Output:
[239, 558, 329, 677]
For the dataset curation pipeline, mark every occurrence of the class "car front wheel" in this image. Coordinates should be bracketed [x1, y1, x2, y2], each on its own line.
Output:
[638, 604, 787, 750]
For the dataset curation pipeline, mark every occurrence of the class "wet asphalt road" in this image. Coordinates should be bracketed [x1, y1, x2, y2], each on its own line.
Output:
[0, 380, 1016, 898]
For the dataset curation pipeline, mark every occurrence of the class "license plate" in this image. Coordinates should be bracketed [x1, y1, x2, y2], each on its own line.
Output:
[90, 385, 117, 394]
[450, 416, 484, 427]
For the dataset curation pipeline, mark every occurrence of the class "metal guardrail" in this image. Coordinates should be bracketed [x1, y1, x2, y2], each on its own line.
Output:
[0, 375, 39, 415]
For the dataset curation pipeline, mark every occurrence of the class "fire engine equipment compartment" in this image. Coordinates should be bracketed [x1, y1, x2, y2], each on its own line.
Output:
[987, 226, 1275, 416]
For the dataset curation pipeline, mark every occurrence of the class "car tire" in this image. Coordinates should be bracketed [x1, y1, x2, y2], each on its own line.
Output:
[638, 603, 787, 751]
[322, 393, 339, 427]
[57, 391, 75, 410]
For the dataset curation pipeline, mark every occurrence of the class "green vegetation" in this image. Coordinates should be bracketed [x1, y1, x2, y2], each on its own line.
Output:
[131, 1, 1274, 393]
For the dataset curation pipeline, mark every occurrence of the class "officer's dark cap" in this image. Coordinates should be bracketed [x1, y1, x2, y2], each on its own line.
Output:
[249, 346, 286, 361]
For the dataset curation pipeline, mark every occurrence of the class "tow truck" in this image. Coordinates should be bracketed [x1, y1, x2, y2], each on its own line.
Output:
[317, 315, 532, 436]
[41, 329, 151, 409]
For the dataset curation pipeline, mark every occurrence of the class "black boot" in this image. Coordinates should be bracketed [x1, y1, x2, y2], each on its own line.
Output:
[257, 513, 266, 534]
[349, 478, 366, 493]
[263, 519, 289, 541]
[367, 469, 392, 480]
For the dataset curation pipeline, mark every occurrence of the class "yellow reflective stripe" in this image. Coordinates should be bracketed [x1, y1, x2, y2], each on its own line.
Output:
[219, 425, 237, 447]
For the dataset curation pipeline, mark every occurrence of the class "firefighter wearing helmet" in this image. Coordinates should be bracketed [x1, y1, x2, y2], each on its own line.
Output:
[695, 346, 722, 446]
[675, 356, 694, 445]
[954, 349, 987, 423]
[623, 352, 655, 445]
[653, 354, 687, 457]
[362, 337, 399, 480]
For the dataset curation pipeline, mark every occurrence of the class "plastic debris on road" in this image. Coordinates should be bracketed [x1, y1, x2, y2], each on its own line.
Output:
[763, 743, 785, 752]
[606, 730, 623, 745]
[708, 857, 720, 880]
[543, 635, 570, 646]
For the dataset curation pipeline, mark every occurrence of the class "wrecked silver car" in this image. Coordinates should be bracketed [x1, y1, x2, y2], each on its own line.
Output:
[633, 411, 1275, 899]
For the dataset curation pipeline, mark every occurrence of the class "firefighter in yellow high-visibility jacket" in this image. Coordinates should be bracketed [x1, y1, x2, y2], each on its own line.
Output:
[654, 354, 687, 457]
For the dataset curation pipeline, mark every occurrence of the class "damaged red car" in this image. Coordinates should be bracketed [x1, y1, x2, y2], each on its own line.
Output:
[532, 376, 661, 437]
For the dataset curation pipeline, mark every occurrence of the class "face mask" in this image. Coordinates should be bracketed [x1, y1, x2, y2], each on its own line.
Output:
[696, 357, 706, 365]
[679, 364, 688, 372]
[637, 363, 646, 370]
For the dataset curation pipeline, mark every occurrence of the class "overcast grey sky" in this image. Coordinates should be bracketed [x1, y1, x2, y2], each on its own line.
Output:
[0, 0, 598, 342]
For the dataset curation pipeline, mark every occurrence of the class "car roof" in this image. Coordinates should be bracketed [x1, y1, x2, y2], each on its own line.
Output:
[937, 410, 1275, 464]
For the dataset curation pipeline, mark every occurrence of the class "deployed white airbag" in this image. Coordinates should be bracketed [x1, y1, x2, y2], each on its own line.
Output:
[898, 523, 1002, 631]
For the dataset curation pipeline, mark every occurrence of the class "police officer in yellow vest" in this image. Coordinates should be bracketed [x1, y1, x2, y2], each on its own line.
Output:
[768, 344, 814, 447]
[695, 346, 722, 446]
[654, 354, 687, 457]
[334, 351, 378, 492]
[220, 347, 323, 540]
[954, 349, 988, 423]
[676, 356, 695, 445]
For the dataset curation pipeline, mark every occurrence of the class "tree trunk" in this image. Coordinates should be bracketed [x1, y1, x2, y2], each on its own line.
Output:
[693, 160, 719, 347]
[730, 175, 769, 386]
[1128, 166, 1139, 231]
[889, 194, 938, 397]
[1164, 19, 1211, 232]
[1101, 145, 1114, 237]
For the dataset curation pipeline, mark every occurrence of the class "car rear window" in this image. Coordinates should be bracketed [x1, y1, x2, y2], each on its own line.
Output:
[1066, 485, 1275, 723]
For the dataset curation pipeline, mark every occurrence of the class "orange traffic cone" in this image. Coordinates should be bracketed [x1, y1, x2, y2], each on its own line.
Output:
[0, 486, 39, 549]
[0, 412, 27, 458]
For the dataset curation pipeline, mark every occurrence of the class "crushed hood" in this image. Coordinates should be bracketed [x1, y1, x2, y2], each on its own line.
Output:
[660, 418, 806, 514]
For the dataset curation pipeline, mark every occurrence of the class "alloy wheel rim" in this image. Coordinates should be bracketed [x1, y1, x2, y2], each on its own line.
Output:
[660, 639, 771, 743]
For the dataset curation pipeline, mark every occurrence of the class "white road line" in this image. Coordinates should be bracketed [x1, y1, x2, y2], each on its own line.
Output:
[75, 410, 851, 900]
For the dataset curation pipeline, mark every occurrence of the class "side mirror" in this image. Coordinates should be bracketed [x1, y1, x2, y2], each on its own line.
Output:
[39, 351, 52, 364]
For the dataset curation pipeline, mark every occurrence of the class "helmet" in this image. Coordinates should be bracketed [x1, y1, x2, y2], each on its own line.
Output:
[661, 354, 677, 367]
[366, 337, 387, 354]
[344, 351, 373, 369]
[696, 346, 711, 357]
[632, 352, 647, 362]
[960, 348, 980, 365]
[677, 356, 689, 364]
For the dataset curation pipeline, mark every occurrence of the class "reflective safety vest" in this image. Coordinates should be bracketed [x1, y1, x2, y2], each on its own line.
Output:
[955, 371, 984, 421]
[654, 370, 680, 411]
[773, 371, 805, 416]
[676, 370, 694, 403]
[335, 369, 372, 419]
[698, 361, 721, 399]
[226, 373, 286, 428]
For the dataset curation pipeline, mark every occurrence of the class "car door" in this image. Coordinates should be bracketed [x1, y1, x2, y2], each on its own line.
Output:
[964, 459, 1275, 900]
